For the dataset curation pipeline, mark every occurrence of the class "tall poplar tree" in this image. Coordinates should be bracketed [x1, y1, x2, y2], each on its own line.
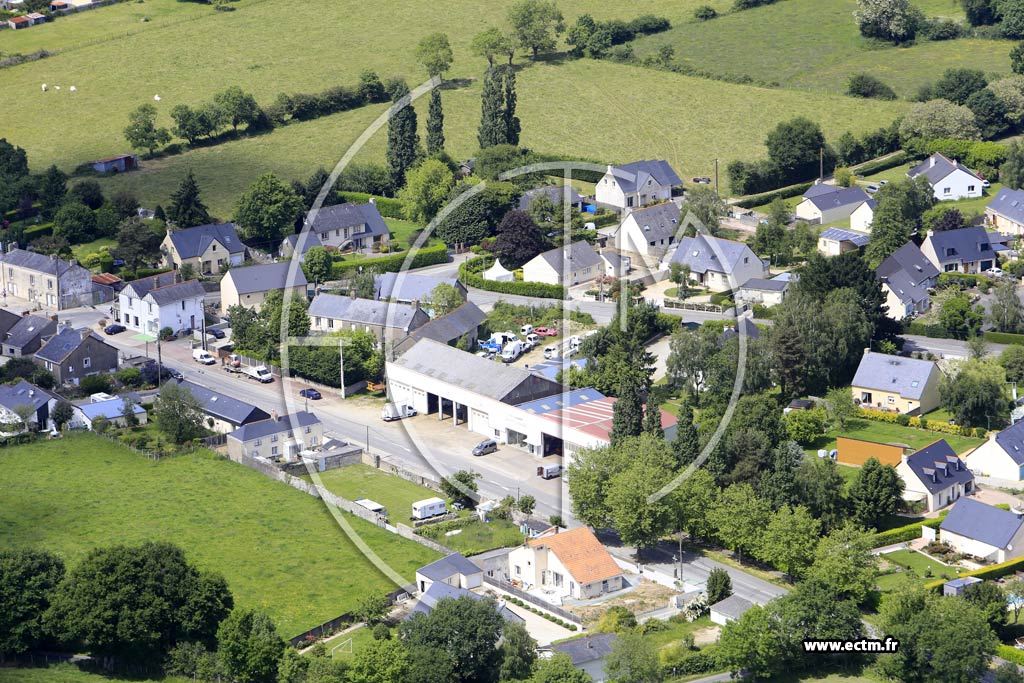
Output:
[386, 80, 420, 189]
[502, 66, 521, 146]
[478, 68, 505, 148]
[426, 89, 445, 154]
[610, 369, 644, 445]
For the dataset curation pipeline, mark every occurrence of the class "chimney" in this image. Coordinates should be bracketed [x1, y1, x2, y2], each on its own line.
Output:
[930, 156, 937, 168]
[368, 197, 376, 205]
[8, 241, 18, 251]
[50, 253, 58, 261]
[272, 409, 280, 421]
[901, 453, 909, 465]
[69, 259, 77, 268]
[926, 229, 935, 238]
[587, 640, 594, 649]
[607, 164, 614, 175]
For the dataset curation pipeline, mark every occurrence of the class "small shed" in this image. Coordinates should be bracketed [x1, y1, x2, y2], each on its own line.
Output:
[415, 552, 484, 594]
[483, 259, 515, 282]
[943, 576, 982, 597]
[710, 594, 754, 626]
[547, 633, 618, 682]
[90, 154, 138, 173]
[8, 15, 31, 29]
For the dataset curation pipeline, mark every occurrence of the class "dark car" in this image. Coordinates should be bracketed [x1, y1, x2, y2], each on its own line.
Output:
[104, 323, 126, 335]
[208, 328, 226, 339]
[299, 388, 322, 400]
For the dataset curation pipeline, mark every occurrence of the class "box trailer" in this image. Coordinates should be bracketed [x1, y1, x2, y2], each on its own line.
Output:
[411, 497, 447, 520]
[354, 498, 388, 518]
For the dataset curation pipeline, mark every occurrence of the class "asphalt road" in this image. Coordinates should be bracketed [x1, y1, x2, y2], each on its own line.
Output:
[901, 334, 1008, 360]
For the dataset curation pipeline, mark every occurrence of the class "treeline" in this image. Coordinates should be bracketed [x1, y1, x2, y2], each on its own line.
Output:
[564, 13, 671, 58]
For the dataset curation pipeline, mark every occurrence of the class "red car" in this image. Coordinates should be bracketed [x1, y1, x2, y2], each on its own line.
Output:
[534, 327, 559, 337]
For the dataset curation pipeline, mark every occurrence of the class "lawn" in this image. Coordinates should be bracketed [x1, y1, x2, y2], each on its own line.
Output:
[875, 548, 960, 591]
[311, 463, 440, 523]
[0, 664, 189, 683]
[419, 518, 526, 556]
[384, 217, 425, 250]
[805, 417, 984, 457]
[0, 434, 441, 636]
[69, 236, 117, 263]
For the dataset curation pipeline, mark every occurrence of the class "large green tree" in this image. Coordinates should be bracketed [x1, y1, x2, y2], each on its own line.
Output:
[0, 549, 65, 658]
[507, 0, 564, 59]
[471, 27, 515, 67]
[115, 217, 163, 272]
[709, 483, 770, 563]
[848, 457, 904, 529]
[806, 524, 877, 604]
[990, 277, 1024, 333]
[478, 68, 507, 149]
[155, 381, 206, 443]
[758, 504, 820, 580]
[234, 172, 304, 244]
[940, 359, 1008, 428]
[854, 0, 924, 42]
[603, 632, 660, 683]
[386, 80, 421, 189]
[426, 89, 445, 155]
[765, 117, 832, 184]
[493, 209, 545, 268]
[398, 159, 454, 223]
[415, 32, 454, 79]
[302, 246, 333, 287]
[124, 103, 171, 156]
[213, 86, 260, 132]
[167, 170, 212, 227]
[399, 595, 505, 683]
[216, 608, 285, 683]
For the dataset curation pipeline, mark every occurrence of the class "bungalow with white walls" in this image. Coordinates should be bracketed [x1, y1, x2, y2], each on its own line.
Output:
[507, 526, 624, 600]
[966, 420, 1024, 481]
[908, 153, 984, 201]
[794, 185, 872, 225]
[939, 498, 1024, 563]
[665, 234, 767, 292]
[594, 160, 681, 212]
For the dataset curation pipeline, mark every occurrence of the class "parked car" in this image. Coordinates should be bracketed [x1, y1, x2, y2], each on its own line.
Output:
[879, 180, 889, 186]
[691, 176, 712, 184]
[472, 439, 498, 456]
[534, 327, 558, 337]
[104, 323, 126, 335]
[208, 328, 226, 339]
[299, 388, 322, 400]
[165, 366, 183, 380]
[986, 267, 1004, 277]
[866, 184, 880, 194]
[983, 179, 992, 188]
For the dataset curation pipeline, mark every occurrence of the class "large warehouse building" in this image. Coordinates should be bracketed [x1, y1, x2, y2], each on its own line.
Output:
[385, 339, 678, 461]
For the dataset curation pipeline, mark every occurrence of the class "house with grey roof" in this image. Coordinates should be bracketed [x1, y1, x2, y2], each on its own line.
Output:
[34, 324, 118, 385]
[897, 439, 974, 513]
[851, 351, 942, 415]
[920, 226, 996, 274]
[0, 248, 93, 310]
[415, 553, 483, 594]
[795, 184, 873, 226]
[614, 201, 682, 258]
[71, 396, 148, 430]
[522, 241, 603, 286]
[306, 201, 390, 253]
[118, 275, 205, 338]
[220, 262, 308, 314]
[986, 186, 1024, 236]
[519, 185, 584, 213]
[817, 227, 870, 257]
[227, 411, 323, 461]
[595, 160, 682, 211]
[0, 380, 58, 432]
[172, 379, 271, 433]
[546, 633, 618, 682]
[967, 420, 1024, 481]
[408, 581, 523, 624]
[161, 223, 245, 275]
[735, 277, 789, 308]
[392, 301, 487, 356]
[3, 314, 56, 358]
[877, 242, 940, 321]
[666, 233, 767, 292]
[909, 153, 984, 201]
[308, 294, 429, 346]
[710, 594, 754, 626]
[939, 498, 1024, 563]
[374, 273, 467, 310]
[279, 231, 323, 261]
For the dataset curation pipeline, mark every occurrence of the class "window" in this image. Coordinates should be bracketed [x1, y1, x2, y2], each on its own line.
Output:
[968, 185, 976, 192]
[305, 426, 311, 434]
[147, 303, 152, 313]
[887, 396, 895, 404]
[271, 446, 278, 455]
[943, 187, 951, 195]
[212, 244, 217, 251]
[627, 197, 634, 207]
[47, 279, 53, 290]
[271, 434, 278, 442]
[6, 268, 10, 277]
[181, 301, 185, 310]
[29, 275, 35, 285]
[254, 439, 262, 446]
[315, 317, 321, 326]
[83, 357, 91, 368]
[514, 565, 521, 576]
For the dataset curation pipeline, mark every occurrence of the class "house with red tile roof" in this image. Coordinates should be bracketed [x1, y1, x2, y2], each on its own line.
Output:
[508, 526, 624, 600]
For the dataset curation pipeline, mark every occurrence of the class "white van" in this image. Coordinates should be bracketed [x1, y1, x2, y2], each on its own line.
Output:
[381, 403, 417, 421]
[520, 324, 534, 336]
[192, 349, 216, 365]
[543, 343, 561, 360]
[537, 463, 562, 479]
[501, 340, 524, 363]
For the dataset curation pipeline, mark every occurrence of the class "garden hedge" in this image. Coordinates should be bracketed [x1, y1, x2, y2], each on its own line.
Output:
[937, 272, 992, 290]
[851, 151, 909, 177]
[870, 516, 945, 548]
[999, 645, 1024, 666]
[859, 407, 979, 437]
[733, 181, 814, 209]
[924, 555, 1024, 591]
[905, 321, 955, 339]
[459, 256, 565, 299]
[330, 244, 448, 278]
[335, 192, 407, 220]
[984, 331, 1024, 346]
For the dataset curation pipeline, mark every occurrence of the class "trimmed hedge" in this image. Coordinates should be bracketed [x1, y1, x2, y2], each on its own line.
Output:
[984, 330, 1024, 346]
[999, 645, 1024, 666]
[852, 151, 909, 177]
[459, 256, 565, 299]
[858, 407, 980, 437]
[591, 212, 619, 228]
[330, 244, 448, 278]
[925, 555, 1024, 591]
[870, 516, 944, 548]
[938, 272, 992, 290]
[335, 192, 406, 220]
[733, 181, 814, 209]
[905, 321, 955, 339]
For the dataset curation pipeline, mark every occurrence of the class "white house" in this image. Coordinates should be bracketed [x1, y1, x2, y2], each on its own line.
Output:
[939, 498, 1024, 564]
[966, 420, 1024, 481]
[665, 233, 767, 292]
[817, 227, 870, 257]
[896, 440, 975, 513]
[522, 241, 603, 286]
[595, 160, 681, 211]
[850, 199, 876, 232]
[735, 277, 789, 308]
[908, 153, 984, 201]
[414, 553, 484, 595]
[117, 274, 205, 337]
[919, 226, 996, 274]
[876, 242, 940, 321]
[794, 185, 872, 225]
[986, 186, 1024, 236]
[614, 201, 682, 258]
[507, 526, 624, 601]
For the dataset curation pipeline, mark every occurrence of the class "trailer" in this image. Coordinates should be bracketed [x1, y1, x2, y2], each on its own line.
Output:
[411, 497, 447, 520]
[354, 498, 388, 518]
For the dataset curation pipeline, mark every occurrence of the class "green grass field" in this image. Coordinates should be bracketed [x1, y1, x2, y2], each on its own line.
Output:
[420, 518, 526, 556]
[69, 236, 116, 262]
[0, 664, 189, 683]
[875, 548, 959, 591]
[805, 417, 984, 458]
[312, 463, 440, 523]
[0, 434, 441, 636]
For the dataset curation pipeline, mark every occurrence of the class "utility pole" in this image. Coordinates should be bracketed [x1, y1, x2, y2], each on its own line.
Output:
[714, 158, 719, 197]
[819, 148, 824, 180]
[157, 338, 163, 389]
[339, 340, 346, 399]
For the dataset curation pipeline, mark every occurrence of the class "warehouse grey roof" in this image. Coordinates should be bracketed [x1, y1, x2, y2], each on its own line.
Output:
[225, 262, 307, 295]
[5, 315, 56, 351]
[417, 553, 481, 582]
[229, 411, 320, 442]
[167, 223, 244, 259]
[802, 185, 871, 211]
[518, 185, 583, 211]
[851, 352, 937, 400]
[609, 160, 682, 193]
[146, 280, 206, 306]
[392, 339, 559, 401]
[529, 241, 603, 272]
[924, 226, 994, 265]
[988, 187, 1024, 226]
[35, 326, 102, 363]
[308, 294, 427, 332]
[669, 233, 758, 276]
[550, 633, 618, 665]
[909, 153, 982, 185]
[940, 498, 1023, 549]
[625, 202, 682, 242]
[173, 379, 270, 426]
[374, 273, 461, 303]
[819, 227, 870, 248]
[308, 202, 389, 239]
[905, 440, 974, 495]
[0, 249, 89, 278]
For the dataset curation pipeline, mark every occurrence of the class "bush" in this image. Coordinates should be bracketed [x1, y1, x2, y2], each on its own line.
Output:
[331, 244, 448, 278]
[852, 151, 909, 176]
[733, 181, 814, 208]
[627, 14, 671, 35]
[693, 5, 717, 20]
[870, 516, 945, 547]
[920, 17, 963, 40]
[925, 555, 1024, 590]
[459, 256, 565, 299]
[847, 73, 897, 100]
[937, 271, 993, 290]
[984, 330, 1024, 345]
[80, 374, 114, 395]
[335, 192, 406, 219]
[998, 645, 1024, 666]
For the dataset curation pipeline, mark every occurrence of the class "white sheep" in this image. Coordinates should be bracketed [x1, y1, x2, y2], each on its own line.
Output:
[69, 86, 76, 92]
[41, 83, 47, 92]
[54, 85, 60, 91]
[153, 94, 161, 101]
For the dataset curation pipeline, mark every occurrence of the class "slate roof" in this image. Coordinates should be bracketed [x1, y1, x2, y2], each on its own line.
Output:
[410, 582, 523, 623]
[609, 160, 682, 193]
[994, 420, 1024, 466]
[624, 201, 682, 242]
[924, 226, 994, 265]
[147, 280, 206, 306]
[819, 227, 870, 248]
[122, 271, 177, 299]
[739, 278, 788, 293]
[281, 231, 323, 256]
[711, 594, 755, 621]
[909, 153, 982, 185]
[669, 234, 758, 276]
[167, 223, 244, 259]
[308, 202, 389, 239]
[550, 633, 618, 666]
[225, 262, 307, 295]
[173, 379, 270, 426]
[526, 527, 624, 585]
[5, 315, 56, 350]
[988, 187, 1024, 226]
[0, 309, 22, 338]
[851, 352, 937, 400]
[0, 249, 88, 277]
[940, 497, 1023, 548]
[529, 241, 603, 273]
[801, 186, 871, 211]
[394, 302, 486, 352]
[905, 440, 974, 495]
[77, 397, 146, 422]
[719, 317, 761, 344]
[0, 380, 54, 413]
[392, 339, 559, 402]
[517, 388, 607, 415]
[877, 242, 939, 306]
[35, 326, 104, 363]
[417, 553, 481, 581]
[374, 273, 460, 303]
[229, 411, 320, 442]
[308, 294, 426, 332]
[518, 185, 583, 211]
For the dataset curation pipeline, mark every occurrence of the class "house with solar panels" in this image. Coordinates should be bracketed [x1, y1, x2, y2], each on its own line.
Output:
[817, 227, 870, 257]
